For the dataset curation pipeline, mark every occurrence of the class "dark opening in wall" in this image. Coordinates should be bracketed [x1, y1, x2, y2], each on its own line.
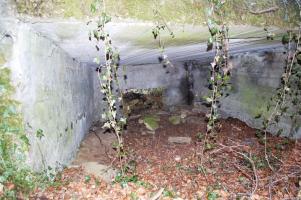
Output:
[122, 88, 164, 117]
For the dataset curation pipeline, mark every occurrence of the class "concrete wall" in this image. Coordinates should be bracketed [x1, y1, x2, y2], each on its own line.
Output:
[0, 18, 103, 170]
[191, 50, 301, 138]
[118, 49, 301, 138]
[118, 63, 191, 106]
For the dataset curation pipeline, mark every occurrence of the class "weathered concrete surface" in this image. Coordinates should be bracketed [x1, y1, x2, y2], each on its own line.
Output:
[118, 63, 190, 106]
[1, 2, 299, 174]
[192, 50, 301, 138]
[116, 46, 301, 138]
[20, 17, 284, 66]
[0, 0, 16, 17]
[0, 19, 103, 170]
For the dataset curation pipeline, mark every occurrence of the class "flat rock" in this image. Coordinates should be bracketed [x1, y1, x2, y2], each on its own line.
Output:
[168, 136, 192, 144]
[168, 115, 181, 125]
[81, 162, 117, 183]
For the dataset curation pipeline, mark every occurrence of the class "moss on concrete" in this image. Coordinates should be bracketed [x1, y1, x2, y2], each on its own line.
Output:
[238, 75, 273, 118]
[15, 0, 300, 27]
[132, 29, 209, 48]
[0, 53, 6, 66]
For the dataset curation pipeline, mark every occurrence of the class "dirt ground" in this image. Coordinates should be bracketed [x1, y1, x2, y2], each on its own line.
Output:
[33, 106, 301, 200]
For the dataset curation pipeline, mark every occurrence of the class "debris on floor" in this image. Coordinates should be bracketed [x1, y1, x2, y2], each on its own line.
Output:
[33, 106, 301, 200]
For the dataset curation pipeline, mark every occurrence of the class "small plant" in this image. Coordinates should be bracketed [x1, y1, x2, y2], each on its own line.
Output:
[207, 190, 219, 200]
[84, 175, 91, 183]
[130, 192, 139, 200]
[162, 188, 176, 198]
[114, 172, 138, 188]
[0, 67, 51, 198]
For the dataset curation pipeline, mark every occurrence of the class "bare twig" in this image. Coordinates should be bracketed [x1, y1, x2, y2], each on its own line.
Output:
[248, 6, 279, 15]
[218, 144, 259, 198]
[236, 152, 259, 198]
[149, 188, 164, 200]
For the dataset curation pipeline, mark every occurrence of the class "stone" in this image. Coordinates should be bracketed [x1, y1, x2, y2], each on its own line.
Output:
[168, 115, 181, 125]
[81, 162, 117, 183]
[168, 136, 192, 144]
[156, 110, 169, 115]
[143, 115, 160, 131]
[180, 111, 188, 119]
[174, 155, 181, 162]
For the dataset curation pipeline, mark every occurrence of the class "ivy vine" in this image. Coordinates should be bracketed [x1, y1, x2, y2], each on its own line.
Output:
[255, 0, 301, 170]
[0, 67, 49, 199]
[89, 0, 127, 170]
[204, 0, 231, 134]
[152, 8, 175, 71]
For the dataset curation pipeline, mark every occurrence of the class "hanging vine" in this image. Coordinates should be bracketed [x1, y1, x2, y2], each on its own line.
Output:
[89, 0, 127, 170]
[204, 0, 231, 135]
[152, 8, 175, 71]
[255, 10, 301, 171]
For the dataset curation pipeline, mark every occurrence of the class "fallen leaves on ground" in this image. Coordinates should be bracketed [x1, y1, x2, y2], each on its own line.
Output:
[33, 107, 301, 200]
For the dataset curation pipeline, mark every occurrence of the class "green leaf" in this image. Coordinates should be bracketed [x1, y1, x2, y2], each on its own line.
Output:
[209, 26, 218, 36]
[20, 135, 30, 147]
[282, 34, 290, 45]
[207, 191, 219, 200]
[205, 97, 213, 103]
[84, 175, 91, 183]
[90, 3, 96, 13]
[36, 129, 44, 140]
[93, 57, 100, 64]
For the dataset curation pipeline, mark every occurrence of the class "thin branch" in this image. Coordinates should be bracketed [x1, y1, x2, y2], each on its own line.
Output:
[248, 6, 279, 15]
[218, 144, 259, 198]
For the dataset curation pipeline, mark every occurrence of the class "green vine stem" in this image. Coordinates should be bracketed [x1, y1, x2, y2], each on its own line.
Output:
[254, 1, 301, 171]
[204, 0, 231, 135]
[89, 0, 127, 171]
[260, 28, 301, 171]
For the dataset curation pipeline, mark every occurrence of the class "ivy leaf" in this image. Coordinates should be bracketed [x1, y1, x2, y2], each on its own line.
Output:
[207, 37, 213, 51]
[207, 191, 219, 200]
[90, 3, 96, 13]
[282, 34, 290, 45]
[101, 12, 111, 25]
[152, 28, 159, 39]
[254, 113, 262, 119]
[209, 26, 218, 36]
[85, 175, 91, 183]
[20, 135, 30, 147]
[205, 97, 213, 103]
[93, 57, 100, 64]
[102, 122, 111, 129]
[36, 129, 44, 140]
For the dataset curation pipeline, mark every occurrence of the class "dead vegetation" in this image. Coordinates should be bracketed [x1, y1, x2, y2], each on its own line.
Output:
[32, 106, 301, 200]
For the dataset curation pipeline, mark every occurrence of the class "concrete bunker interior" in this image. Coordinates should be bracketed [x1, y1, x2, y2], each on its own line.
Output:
[1, 0, 301, 199]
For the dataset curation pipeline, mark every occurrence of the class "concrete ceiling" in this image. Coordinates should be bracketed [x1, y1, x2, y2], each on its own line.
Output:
[22, 18, 285, 66]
